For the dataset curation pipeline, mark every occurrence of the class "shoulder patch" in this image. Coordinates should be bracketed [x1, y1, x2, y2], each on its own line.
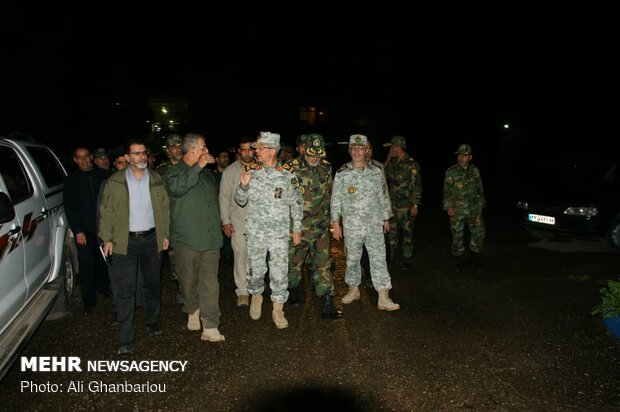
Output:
[244, 162, 260, 172]
[283, 159, 299, 171]
[337, 164, 349, 173]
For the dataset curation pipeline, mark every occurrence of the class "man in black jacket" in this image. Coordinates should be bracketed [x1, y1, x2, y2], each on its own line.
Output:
[64, 147, 110, 314]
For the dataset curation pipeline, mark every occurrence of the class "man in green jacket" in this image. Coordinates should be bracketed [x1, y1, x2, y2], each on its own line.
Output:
[99, 139, 170, 356]
[165, 133, 225, 343]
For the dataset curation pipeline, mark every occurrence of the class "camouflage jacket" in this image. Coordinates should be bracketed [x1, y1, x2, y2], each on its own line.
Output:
[442, 164, 485, 211]
[385, 153, 422, 208]
[234, 162, 303, 237]
[331, 162, 393, 227]
[284, 157, 332, 228]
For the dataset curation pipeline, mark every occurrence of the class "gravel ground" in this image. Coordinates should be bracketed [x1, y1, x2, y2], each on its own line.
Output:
[1, 206, 619, 411]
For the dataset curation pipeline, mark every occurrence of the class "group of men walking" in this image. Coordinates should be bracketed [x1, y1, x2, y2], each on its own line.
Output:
[64, 131, 485, 355]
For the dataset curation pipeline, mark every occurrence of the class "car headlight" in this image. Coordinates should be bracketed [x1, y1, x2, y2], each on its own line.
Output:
[515, 200, 528, 210]
[564, 207, 598, 217]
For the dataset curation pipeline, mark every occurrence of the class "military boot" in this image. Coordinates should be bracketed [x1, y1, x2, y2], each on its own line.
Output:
[377, 289, 400, 311]
[288, 287, 300, 307]
[187, 309, 201, 331]
[272, 302, 289, 329]
[249, 294, 263, 320]
[341, 286, 360, 304]
[455, 256, 465, 272]
[321, 293, 342, 319]
[468, 251, 482, 269]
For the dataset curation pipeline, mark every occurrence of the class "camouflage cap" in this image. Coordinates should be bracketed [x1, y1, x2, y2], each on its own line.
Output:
[455, 143, 472, 155]
[252, 131, 281, 150]
[305, 134, 327, 158]
[387, 135, 407, 148]
[93, 148, 108, 158]
[296, 134, 308, 146]
[349, 134, 368, 146]
[166, 134, 182, 146]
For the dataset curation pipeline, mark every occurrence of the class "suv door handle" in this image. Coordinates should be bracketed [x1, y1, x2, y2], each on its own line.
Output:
[8, 226, 21, 235]
[41, 209, 49, 217]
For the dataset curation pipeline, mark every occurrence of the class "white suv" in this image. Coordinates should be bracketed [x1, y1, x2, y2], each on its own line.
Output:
[0, 136, 76, 380]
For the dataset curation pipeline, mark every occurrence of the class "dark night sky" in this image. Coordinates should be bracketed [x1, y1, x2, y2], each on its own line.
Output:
[1, 4, 617, 170]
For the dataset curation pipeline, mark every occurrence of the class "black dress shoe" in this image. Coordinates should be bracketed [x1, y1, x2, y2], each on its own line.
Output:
[146, 323, 161, 336]
[118, 344, 134, 355]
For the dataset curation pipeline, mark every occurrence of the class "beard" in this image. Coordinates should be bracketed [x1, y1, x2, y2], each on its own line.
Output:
[135, 162, 148, 169]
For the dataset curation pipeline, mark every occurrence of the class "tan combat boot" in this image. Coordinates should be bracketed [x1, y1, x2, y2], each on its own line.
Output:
[341, 286, 360, 304]
[272, 302, 289, 329]
[377, 289, 400, 311]
[187, 309, 201, 331]
[201, 327, 225, 343]
[249, 294, 263, 320]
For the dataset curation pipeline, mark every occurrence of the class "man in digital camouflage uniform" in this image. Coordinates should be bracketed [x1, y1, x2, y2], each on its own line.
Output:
[442, 143, 486, 271]
[234, 132, 303, 329]
[284, 133, 341, 319]
[331, 134, 400, 311]
[383, 135, 422, 270]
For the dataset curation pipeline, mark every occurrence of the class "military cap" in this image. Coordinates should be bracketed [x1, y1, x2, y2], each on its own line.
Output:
[305, 134, 327, 158]
[93, 148, 108, 158]
[455, 143, 472, 155]
[252, 131, 281, 150]
[166, 134, 182, 146]
[349, 134, 368, 146]
[384, 135, 406, 148]
[296, 134, 308, 146]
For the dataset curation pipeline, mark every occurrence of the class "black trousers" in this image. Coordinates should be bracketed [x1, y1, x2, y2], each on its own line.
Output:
[77, 230, 109, 308]
[110, 231, 161, 346]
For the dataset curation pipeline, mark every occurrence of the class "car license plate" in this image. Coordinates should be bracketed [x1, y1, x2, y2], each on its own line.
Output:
[528, 214, 555, 225]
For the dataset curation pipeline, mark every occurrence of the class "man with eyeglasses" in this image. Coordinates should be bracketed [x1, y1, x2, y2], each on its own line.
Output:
[234, 131, 303, 329]
[219, 136, 256, 308]
[165, 133, 225, 343]
[99, 139, 170, 355]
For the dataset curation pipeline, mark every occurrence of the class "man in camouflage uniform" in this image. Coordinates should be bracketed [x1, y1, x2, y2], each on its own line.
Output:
[296, 134, 307, 157]
[155, 134, 184, 304]
[442, 143, 486, 271]
[284, 134, 341, 319]
[155, 134, 183, 175]
[331, 134, 400, 311]
[234, 132, 303, 329]
[384, 135, 422, 269]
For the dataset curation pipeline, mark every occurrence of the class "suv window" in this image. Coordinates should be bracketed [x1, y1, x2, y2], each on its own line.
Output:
[27, 146, 65, 188]
[0, 146, 33, 203]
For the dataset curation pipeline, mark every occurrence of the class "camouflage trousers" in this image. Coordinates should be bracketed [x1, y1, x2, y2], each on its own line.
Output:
[246, 233, 289, 303]
[165, 246, 178, 280]
[344, 223, 393, 290]
[288, 228, 334, 297]
[388, 207, 415, 259]
[449, 211, 485, 256]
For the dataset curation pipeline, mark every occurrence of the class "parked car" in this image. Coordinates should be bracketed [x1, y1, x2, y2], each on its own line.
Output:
[515, 160, 620, 249]
[0, 136, 77, 380]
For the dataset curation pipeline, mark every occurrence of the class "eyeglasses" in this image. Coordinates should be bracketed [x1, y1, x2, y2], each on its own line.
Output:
[129, 150, 148, 156]
[193, 145, 207, 151]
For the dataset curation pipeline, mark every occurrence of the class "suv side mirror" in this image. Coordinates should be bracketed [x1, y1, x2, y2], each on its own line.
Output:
[0, 192, 16, 223]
